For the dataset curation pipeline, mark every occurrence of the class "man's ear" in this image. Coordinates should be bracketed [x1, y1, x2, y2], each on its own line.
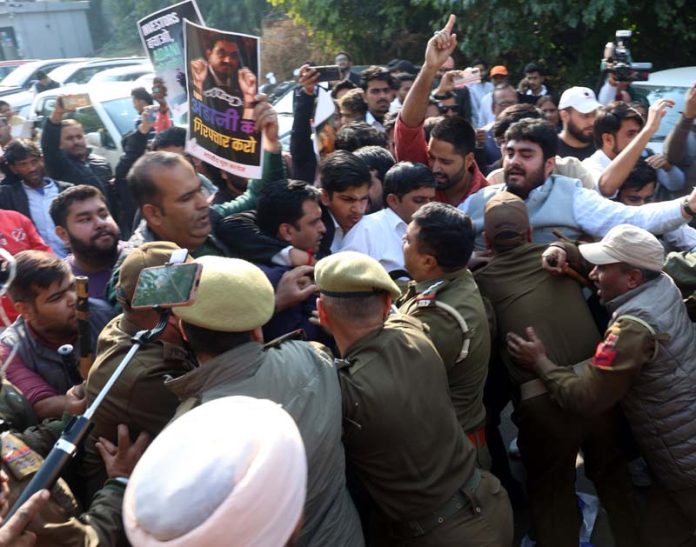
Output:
[14, 301, 34, 323]
[277, 223, 294, 243]
[320, 189, 331, 207]
[250, 326, 264, 343]
[627, 269, 645, 289]
[141, 203, 162, 227]
[602, 133, 614, 152]
[559, 109, 569, 125]
[544, 155, 556, 178]
[317, 296, 330, 327]
[55, 225, 70, 246]
[464, 151, 475, 171]
[385, 193, 399, 210]
[382, 294, 393, 320]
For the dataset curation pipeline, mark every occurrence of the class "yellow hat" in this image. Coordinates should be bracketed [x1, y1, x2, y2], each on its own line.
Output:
[314, 251, 401, 300]
[173, 256, 274, 332]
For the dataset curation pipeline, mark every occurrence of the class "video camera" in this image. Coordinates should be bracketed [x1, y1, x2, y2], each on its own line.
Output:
[601, 30, 652, 82]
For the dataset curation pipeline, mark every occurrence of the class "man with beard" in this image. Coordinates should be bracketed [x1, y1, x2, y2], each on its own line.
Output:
[508, 225, 696, 546]
[50, 185, 122, 302]
[459, 118, 696, 250]
[395, 15, 489, 207]
[557, 87, 601, 160]
[360, 66, 395, 132]
[0, 251, 83, 418]
[0, 140, 72, 257]
[190, 34, 257, 113]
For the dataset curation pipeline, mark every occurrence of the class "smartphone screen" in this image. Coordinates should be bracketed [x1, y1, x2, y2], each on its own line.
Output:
[131, 263, 202, 309]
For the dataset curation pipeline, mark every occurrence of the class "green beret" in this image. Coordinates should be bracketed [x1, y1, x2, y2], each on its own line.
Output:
[174, 256, 274, 332]
[315, 251, 401, 300]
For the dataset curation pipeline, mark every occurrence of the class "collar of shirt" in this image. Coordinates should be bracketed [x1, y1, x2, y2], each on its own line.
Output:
[329, 210, 345, 253]
[587, 149, 613, 170]
[20, 177, 53, 195]
[526, 85, 548, 96]
[383, 207, 407, 232]
[366, 111, 385, 132]
[413, 267, 468, 293]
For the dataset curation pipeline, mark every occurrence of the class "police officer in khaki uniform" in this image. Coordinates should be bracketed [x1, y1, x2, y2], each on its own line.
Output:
[315, 251, 513, 546]
[167, 255, 364, 547]
[0, 378, 141, 546]
[83, 242, 198, 501]
[508, 224, 696, 547]
[477, 194, 640, 547]
[397, 203, 491, 468]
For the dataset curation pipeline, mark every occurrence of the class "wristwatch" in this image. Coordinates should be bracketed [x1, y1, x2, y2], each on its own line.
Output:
[682, 198, 696, 217]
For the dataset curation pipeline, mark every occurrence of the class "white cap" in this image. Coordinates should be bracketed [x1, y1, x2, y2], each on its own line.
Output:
[579, 224, 664, 272]
[123, 396, 307, 547]
[558, 86, 602, 114]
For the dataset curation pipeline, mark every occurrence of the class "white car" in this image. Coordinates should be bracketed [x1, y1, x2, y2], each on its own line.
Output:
[30, 82, 140, 168]
[89, 63, 154, 84]
[632, 67, 696, 154]
[48, 57, 149, 86]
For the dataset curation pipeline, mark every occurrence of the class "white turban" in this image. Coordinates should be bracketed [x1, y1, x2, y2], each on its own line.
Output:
[123, 396, 307, 547]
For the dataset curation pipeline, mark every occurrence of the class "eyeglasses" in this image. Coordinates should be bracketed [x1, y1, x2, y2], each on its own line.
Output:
[438, 105, 458, 114]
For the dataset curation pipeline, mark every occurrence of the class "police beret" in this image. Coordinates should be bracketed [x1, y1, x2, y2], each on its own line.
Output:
[118, 241, 188, 307]
[314, 251, 401, 300]
[173, 256, 274, 332]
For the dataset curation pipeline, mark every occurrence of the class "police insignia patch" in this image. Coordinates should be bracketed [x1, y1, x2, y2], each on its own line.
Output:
[591, 334, 619, 368]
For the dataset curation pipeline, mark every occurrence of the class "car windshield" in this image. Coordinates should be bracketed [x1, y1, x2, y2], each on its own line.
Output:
[632, 85, 688, 141]
[0, 64, 39, 87]
[101, 96, 138, 137]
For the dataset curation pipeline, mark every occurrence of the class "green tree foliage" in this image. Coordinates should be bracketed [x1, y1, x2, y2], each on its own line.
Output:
[96, 0, 273, 56]
[270, 0, 696, 87]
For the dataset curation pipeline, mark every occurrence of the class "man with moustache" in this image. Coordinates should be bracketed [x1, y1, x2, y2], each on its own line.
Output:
[360, 66, 395, 132]
[557, 87, 601, 160]
[50, 185, 122, 303]
[0, 139, 72, 257]
[395, 15, 489, 207]
[0, 251, 83, 419]
[508, 225, 696, 546]
[459, 118, 696, 249]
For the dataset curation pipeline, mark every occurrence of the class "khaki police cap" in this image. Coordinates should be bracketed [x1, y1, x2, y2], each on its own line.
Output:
[484, 191, 530, 247]
[173, 256, 274, 332]
[118, 241, 188, 307]
[314, 251, 401, 300]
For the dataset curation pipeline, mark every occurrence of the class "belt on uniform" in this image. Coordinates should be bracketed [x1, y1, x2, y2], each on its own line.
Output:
[520, 363, 587, 401]
[519, 378, 547, 401]
[391, 468, 483, 538]
[467, 427, 487, 448]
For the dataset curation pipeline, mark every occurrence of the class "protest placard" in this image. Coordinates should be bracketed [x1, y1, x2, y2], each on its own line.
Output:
[138, 0, 204, 125]
[184, 20, 262, 179]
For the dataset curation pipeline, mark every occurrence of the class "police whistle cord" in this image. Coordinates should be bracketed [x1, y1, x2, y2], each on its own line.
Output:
[2, 309, 172, 523]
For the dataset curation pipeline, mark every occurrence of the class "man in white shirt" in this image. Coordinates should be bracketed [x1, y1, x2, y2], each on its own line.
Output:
[341, 162, 436, 277]
[360, 66, 395, 132]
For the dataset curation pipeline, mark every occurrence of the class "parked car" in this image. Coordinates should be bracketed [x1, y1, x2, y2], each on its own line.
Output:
[48, 57, 149, 86]
[30, 82, 140, 168]
[0, 58, 86, 96]
[632, 67, 696, 154]
[0, 59, 35, 80]
[89, 63, 154, 84]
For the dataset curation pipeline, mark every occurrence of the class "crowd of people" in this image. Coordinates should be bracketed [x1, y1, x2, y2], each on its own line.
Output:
[0, 11, 694, 547]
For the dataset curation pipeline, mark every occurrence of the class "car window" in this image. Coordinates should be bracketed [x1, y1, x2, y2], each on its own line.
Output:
[67, 106, 105, 134]
[67, 67, 103, 85]
[632, 85, 688, 141]
[101, 97, 139, 137]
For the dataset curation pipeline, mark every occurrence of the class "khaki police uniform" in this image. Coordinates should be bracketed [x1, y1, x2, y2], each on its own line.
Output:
[83, 314, 197, 500]
[0, 381, 127, 546]
[314, 251, 513, 546]
[475, 243, 641, 547]
[398, 268, 491, 469]
[338, 313, 511, 546]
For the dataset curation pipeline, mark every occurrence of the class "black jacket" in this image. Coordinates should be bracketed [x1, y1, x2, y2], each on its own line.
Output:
[0, 177, 72, 220]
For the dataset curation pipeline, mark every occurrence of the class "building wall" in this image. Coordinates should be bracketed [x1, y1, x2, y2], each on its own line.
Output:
[0, 1, 93, 59]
